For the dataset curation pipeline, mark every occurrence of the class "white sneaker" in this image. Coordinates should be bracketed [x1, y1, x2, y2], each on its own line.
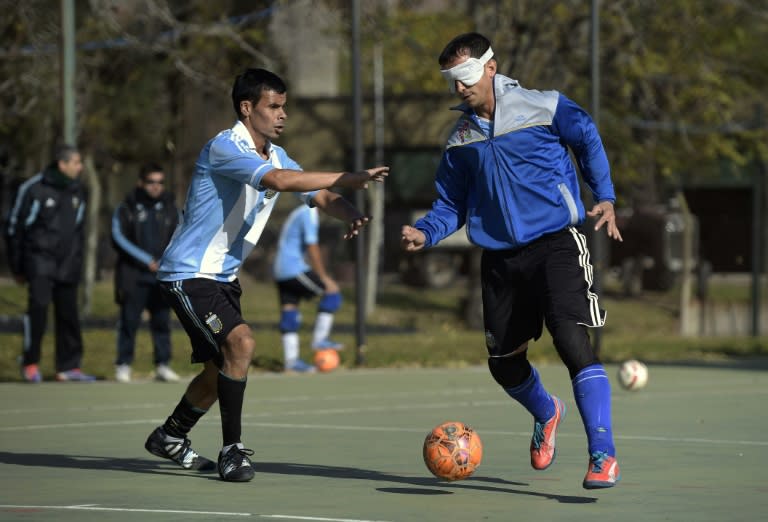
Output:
[115, 364, 132, 383]
[155, 364, 180, 382]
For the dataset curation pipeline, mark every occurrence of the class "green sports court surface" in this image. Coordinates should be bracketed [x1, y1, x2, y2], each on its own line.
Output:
[1, 361, 766, 521]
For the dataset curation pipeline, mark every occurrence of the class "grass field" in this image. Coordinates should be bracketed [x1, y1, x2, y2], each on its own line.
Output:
[0, 271, 767, 383]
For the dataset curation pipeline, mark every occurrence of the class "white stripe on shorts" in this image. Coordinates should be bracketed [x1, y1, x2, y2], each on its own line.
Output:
[567, 227, 605, 327]
[296, 272, 325, 296]
[169, 280, 219, 348]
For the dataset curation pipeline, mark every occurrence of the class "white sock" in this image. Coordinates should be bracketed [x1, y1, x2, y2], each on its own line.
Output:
[313, 312, 334, 345]
[283, 332, 300, 364]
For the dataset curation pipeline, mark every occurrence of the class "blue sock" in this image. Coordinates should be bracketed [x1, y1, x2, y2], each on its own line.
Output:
[572, 364, 615, 456]
[504, 367, 555, 423]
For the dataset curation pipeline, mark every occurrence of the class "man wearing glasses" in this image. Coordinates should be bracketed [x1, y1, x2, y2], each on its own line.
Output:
[111, 163, 180, 383]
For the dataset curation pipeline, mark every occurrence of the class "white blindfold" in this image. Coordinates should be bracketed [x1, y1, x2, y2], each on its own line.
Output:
[440, 47, 494, 93]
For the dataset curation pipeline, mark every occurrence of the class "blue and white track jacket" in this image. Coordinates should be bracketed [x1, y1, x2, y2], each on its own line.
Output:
[415, 74, 615, 250]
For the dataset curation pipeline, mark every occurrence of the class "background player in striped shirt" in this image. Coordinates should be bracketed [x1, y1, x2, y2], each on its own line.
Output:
[273, 204, 345, 373]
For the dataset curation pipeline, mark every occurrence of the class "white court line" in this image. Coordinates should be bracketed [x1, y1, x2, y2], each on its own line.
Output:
[239, 421, 768, 447]
[0, 419, 165, 432]
[2, 395, 768, 447]
[1, 382, 766, 416]
[258, 515, 388, 522]
[2, 413, 763, 447]
[0, 400, 510, 431]
[0, 504, 250, 516]
[0, 504, 392, 522]
[0, 387, 501, 415]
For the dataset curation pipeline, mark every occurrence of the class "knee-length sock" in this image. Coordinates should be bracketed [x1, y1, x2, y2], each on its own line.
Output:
[504, 366, 555, 423]
[572, 364, 616, 456]
[163, 395, 207, 439]
[218, 371, 247, 446]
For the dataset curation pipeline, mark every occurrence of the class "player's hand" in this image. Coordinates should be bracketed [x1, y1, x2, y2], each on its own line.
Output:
[343, 215, 371, 239]
[401, 225, 426, 252]
[587, 201, 623, 242]
[336, 166, 389, 190]
[323, 278, 340, 294]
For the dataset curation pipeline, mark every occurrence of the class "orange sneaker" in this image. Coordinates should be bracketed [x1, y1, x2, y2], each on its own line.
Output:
[530, 396, 565, 470]
[22, 363, 42, 383]
[583, 451, 620, 489]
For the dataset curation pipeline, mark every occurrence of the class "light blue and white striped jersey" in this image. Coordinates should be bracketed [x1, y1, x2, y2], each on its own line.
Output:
[158, 121, 317, 282]
[272, 205, 319, 281]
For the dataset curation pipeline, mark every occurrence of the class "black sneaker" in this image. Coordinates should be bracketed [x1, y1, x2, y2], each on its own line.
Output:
[217, 444, 255, 482]
[144, 426, 215, 471]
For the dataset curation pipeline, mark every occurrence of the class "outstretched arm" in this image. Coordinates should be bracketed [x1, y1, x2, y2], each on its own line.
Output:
[261, 166, 388, 193]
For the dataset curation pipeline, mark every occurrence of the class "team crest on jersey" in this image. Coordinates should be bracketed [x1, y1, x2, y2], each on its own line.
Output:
[205, 312, 223, 334]
[264, 189, 277, 199]
[71, 196, 80, 208]
[457, 120, 471, 144]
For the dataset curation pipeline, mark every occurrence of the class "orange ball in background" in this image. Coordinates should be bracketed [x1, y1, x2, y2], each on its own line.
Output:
[313, 349, 340, 372]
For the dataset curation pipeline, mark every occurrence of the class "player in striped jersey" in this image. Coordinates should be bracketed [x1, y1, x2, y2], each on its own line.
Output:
[144, 68, 388, 482]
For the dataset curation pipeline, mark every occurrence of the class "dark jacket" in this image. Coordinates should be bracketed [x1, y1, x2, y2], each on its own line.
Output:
[111, 187, 178, 303]
[5, 165, 87, 282]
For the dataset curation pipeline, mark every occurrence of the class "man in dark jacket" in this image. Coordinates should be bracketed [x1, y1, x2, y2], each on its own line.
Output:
[111, 163, 179, 383]
[6, 144, 95, 382]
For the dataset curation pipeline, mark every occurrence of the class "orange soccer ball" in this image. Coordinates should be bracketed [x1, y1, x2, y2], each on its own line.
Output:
[423, 421, 483, 481]
[313, 349, 340, 372]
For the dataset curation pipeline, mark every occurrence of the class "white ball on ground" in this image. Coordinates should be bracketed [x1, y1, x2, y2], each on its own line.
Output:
[618, 359, 648, 391]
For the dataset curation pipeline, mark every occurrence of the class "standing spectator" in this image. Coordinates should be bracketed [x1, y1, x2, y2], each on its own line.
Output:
[401, 33, 624, 489]
[143, 68, 388, 482]
[273, 204, 344, 373]
[5, 144, 95, 382]
[111, 163, 180, 383]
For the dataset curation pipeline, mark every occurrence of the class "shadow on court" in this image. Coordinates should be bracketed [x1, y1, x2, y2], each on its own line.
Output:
[0, 451, 596, 504]
[253, 462, 597, 504]
[0, 451, 216, 479]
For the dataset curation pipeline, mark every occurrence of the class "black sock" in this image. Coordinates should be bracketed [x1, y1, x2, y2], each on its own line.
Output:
[218, 371, 247, 446]
[163, 396, 207, 439]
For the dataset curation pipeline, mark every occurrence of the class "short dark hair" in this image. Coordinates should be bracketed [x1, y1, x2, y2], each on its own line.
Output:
[231, 68, 287, 119]
[139, 162, 164, 181]
[53, 143, 79, 164]
[438, 32, 492, 67]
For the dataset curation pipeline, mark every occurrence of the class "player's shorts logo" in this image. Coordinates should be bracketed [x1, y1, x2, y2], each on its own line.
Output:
[264, 189, 277, 199]
[205, 312, 223, 334]
[484, 330, 496, 349]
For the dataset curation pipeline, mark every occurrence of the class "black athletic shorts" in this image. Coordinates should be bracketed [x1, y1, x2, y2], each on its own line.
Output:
[481, 227, 605, 357]
[159, 278, 246, 364]
[275, 270, 326, 306]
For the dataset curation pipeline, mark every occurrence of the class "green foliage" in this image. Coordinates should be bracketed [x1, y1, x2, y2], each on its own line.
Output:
[360, 9, 473, 95]
[1, 0, 766, 203]
[595, 1, 768, 200]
